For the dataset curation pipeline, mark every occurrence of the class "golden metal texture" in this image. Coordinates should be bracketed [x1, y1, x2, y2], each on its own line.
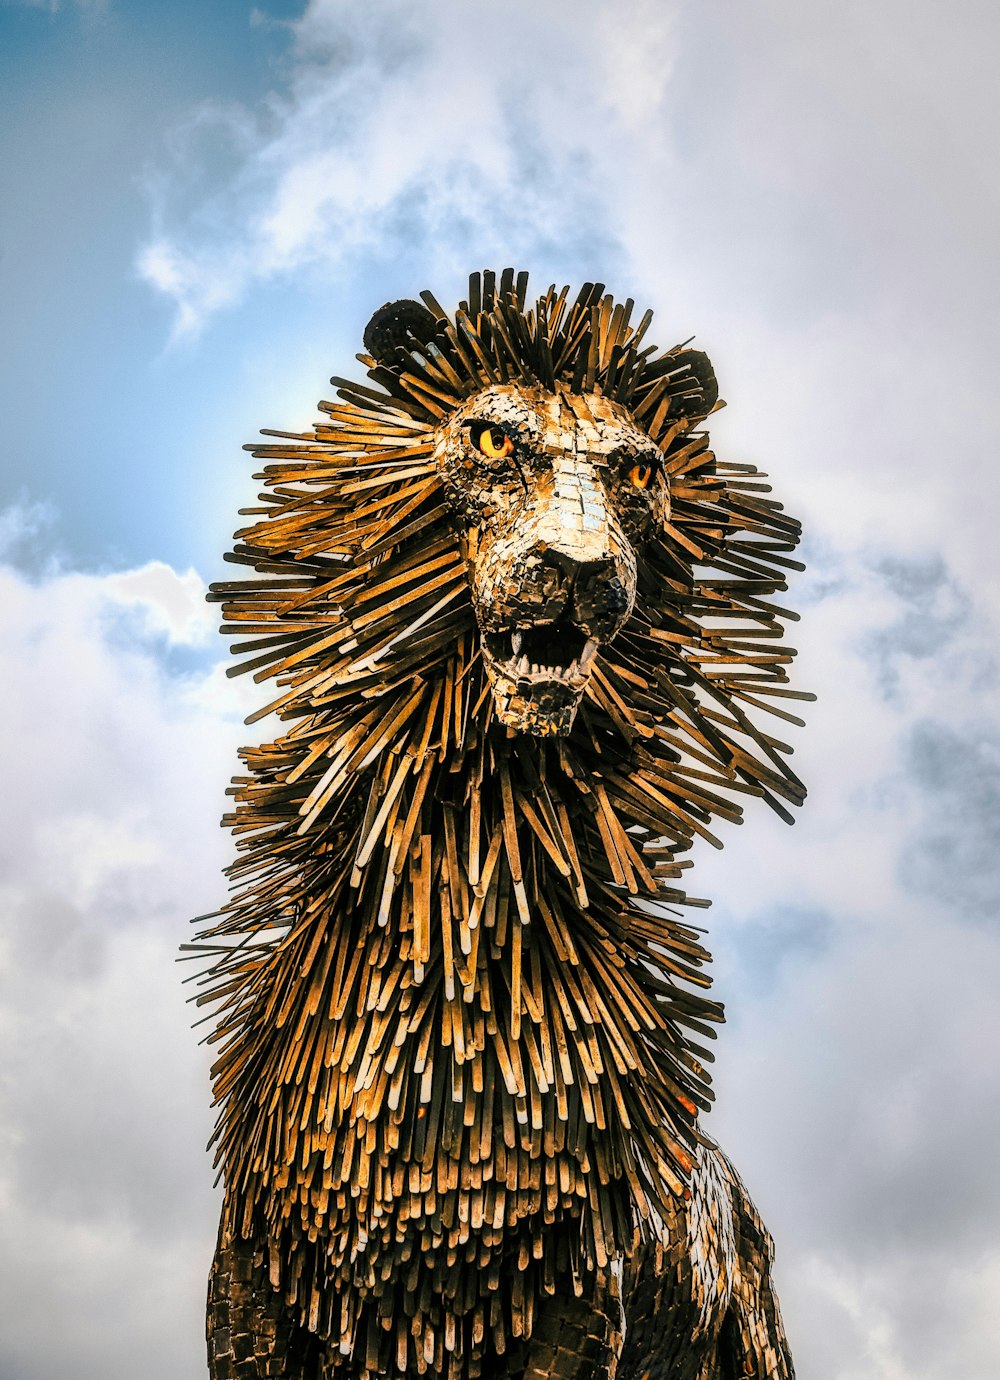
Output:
[193, 271, 808, 1379]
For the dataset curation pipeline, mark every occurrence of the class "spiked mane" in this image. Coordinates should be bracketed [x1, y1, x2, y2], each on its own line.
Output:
[191, 270, 810, 1377]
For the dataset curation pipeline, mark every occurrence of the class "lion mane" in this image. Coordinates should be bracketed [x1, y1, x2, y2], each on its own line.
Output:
[193, 269, 809, 1379]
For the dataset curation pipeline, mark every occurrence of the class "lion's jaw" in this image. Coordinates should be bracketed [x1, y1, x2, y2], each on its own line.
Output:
[434, 385, 667, 736]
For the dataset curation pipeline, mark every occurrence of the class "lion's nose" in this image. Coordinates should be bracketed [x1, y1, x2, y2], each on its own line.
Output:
[571, 559, 632, 633]
[533, 550, 634, 635]
[542, 551, 612, 582]
[604, 576, 631, 615]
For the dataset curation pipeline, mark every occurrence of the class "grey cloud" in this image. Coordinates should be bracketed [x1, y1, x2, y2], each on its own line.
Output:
[709, 905, 1000, 1379]
[779, 1240, 1000, 1380]
[901, 719, 1000, 924]
[0, 920, 220, 1380]
[863, 553, 971, 696]
[8, 887, 111, 983]
[697, 541, 1000, 1372]
[717, 904, 835, 997]
[0, 500, 59, 577]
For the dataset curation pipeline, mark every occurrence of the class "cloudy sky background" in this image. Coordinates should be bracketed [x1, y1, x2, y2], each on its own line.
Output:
[1, 1, 998, 1376]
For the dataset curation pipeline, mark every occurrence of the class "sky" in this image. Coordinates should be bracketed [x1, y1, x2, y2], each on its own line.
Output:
[1, 1, 998, 1376]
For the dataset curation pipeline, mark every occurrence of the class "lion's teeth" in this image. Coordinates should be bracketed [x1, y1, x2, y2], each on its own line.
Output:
[507, 644, 594, 681]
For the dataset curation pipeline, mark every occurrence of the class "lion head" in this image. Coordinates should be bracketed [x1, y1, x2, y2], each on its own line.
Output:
[362, 288, 718, 736]
[435, 384, 654, 734]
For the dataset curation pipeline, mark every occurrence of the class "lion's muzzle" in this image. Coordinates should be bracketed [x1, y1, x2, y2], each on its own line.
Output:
[469, 455, 638, 736]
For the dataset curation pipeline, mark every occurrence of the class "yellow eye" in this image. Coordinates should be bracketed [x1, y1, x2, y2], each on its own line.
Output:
[474, 425, 514, 460]
[628, 462, 655, 490]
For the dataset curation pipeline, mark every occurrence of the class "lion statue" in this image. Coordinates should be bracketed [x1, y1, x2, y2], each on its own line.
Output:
[193, 270, 809, 1380]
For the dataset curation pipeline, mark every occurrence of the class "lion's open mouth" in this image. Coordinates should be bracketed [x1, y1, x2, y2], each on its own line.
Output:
[484, 623, 598, 684]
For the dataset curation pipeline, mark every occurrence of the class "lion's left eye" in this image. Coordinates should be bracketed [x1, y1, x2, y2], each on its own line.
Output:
[627, 462, 656, 490]
[472, 425, 514, 460]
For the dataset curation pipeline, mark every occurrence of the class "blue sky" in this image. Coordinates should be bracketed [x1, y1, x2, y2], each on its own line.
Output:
[2, 3, 999, 1378]
[1, 0, 309, 572]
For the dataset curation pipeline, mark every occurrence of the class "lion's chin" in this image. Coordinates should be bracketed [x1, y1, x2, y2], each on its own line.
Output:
[483, 654, 595, 737]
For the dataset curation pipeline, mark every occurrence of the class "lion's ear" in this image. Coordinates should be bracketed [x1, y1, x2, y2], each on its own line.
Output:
[363, 299, 440, 363]
[668, 348, 719, 419]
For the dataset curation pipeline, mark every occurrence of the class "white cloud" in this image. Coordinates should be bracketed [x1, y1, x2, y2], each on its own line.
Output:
[0, 537, 240, 1379]
[795, 1248, 1000, 1380]
[591, 0, 679, 131]
[101, 561, 215, 645]
[137, 0, 684, 338]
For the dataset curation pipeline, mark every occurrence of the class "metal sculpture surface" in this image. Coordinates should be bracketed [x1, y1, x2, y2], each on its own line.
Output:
[193, 270, 810, 1380]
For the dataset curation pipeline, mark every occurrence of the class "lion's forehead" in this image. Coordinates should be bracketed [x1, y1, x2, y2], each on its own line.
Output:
[445, 383, 657, 462]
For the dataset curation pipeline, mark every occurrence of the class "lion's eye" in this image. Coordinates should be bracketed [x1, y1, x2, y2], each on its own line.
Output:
[628, 462, 656, 490]
[472, 425, 514, 460]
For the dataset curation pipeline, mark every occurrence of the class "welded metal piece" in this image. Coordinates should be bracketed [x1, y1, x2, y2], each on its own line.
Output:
[196, 271, 809, 1380]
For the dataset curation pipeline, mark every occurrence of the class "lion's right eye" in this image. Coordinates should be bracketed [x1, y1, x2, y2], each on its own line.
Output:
[627, 464, 648, 488]
[471, 424, 514, 461]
